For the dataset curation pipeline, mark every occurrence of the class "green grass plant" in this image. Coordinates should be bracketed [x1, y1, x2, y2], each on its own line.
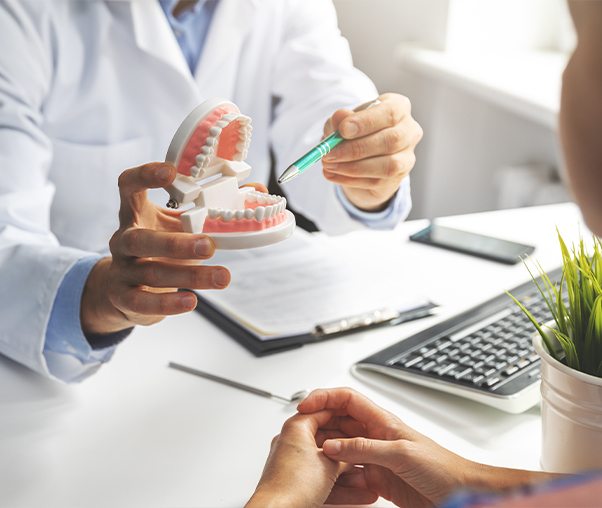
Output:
[508, 232, 602, 378]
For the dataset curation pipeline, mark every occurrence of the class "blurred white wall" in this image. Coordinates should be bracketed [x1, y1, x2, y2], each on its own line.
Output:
[333, 0, 449, 92]
[333, 0, 572, 219]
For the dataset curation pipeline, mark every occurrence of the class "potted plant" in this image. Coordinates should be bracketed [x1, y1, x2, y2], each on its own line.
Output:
[510, 233, 602, 474]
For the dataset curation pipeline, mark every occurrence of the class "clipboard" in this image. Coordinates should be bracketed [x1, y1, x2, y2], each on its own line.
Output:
[195, 295, 437, 356]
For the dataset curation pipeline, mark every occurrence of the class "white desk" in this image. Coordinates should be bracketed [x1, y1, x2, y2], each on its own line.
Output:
[0, 203, 585, 508]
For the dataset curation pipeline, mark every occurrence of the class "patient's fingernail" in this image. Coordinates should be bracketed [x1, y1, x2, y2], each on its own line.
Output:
[212, 268, 230, 288]
[323, 440, 341, 454]
[194, 238, 213, 257]
[342, 121, 359, 137]
[157, 167, 171, 182]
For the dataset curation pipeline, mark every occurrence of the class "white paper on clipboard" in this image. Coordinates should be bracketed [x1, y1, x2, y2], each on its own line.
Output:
[199, 229, 431, 340]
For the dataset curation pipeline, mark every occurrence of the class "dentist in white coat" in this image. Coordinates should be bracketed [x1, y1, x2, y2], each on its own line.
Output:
[0, 0, 422, 382]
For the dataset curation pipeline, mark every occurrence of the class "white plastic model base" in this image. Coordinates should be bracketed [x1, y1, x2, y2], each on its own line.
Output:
[164, 98, 295, 249]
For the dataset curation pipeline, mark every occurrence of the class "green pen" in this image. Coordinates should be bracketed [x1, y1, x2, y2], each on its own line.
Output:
[277, 98, 381, 185]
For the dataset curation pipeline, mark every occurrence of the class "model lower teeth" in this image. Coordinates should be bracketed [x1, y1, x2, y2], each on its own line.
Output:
[202, 192, 287, 233]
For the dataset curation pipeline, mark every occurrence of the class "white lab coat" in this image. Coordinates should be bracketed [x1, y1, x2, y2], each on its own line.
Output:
[0, 0, 382, 378]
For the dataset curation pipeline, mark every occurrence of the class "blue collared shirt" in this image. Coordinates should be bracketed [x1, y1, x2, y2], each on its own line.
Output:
[43, 0, 410, 382]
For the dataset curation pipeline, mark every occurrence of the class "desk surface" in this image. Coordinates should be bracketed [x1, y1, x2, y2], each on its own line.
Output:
[0, 203, 585, 508]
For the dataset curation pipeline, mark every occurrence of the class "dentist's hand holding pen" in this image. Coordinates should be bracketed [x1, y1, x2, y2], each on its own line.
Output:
[322, 93, 422, 212]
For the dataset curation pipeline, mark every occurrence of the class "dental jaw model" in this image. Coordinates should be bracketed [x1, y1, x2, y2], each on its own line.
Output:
[165, 99, 295, 249]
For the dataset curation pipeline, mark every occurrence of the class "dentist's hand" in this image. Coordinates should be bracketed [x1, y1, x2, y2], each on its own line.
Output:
[322, 93, 422, 212]
[81, 162, 231, 336]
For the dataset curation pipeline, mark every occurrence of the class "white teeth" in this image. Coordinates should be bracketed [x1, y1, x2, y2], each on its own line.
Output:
[206, 136, 217, 147]
[190, 165, 200, 177]
[222, 210, 233, 221]
[236, 142, 246, 152]
[223, 113, 237, 122]
[196, 154, 206, 165]
[235, 210, 244, 220]
[266, 205, 275, 218]
[216, 120, 228, 128]
[244, 208, 254, 219]
[255, 206, 265, 221]
[201, 146, 211, 154]
[258, 194, 267, 205]
[208, 209, 218, 218]
[209, 126, 221, 136]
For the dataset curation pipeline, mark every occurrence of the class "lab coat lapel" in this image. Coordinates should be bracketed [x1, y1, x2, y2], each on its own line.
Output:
[129, 0, 197, 87]
[194, 0, 257, 96]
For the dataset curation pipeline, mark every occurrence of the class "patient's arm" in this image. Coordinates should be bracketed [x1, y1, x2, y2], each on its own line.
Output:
[560, 1, 602, 236]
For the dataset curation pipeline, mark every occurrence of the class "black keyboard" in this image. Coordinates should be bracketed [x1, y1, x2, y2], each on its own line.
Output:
[354, 267, 563, 413]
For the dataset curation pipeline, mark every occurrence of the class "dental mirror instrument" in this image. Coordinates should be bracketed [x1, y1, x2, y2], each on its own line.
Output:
[168, 362, 309, 403]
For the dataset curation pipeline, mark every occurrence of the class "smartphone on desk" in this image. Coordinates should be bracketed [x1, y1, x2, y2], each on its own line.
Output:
[409, 223, 535, 265]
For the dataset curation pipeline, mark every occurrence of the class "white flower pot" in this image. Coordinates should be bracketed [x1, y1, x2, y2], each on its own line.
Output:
[533, 333, 602, 473]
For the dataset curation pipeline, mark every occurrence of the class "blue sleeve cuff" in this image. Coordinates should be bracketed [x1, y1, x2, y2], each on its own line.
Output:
[335, 177, 412, 230]
[44, 256, 125, 382]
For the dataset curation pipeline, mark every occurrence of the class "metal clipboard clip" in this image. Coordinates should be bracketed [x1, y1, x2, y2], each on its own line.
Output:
[312, 303, 437, 338]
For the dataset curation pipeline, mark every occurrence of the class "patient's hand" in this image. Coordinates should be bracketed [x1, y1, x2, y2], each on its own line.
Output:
[298, 388, 557, 507]
[246, 410, 378, 508]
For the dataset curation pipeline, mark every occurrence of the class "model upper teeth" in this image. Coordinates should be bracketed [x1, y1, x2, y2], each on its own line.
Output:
[190, 112, 253, 176]
[205, 192, 286, 222]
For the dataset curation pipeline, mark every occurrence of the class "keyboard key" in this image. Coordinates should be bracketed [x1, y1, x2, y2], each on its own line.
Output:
[516, 359, 531, 369]
[443, 367, 465, 378]
[447, 350, 461, 361]
[454, 367, 473, 380]
[398, 354, 423, 368]
[457, 371, 482, 383]
[435, 363, 458, 376]
[419, 346, 437, 358]
[503, 366, 519, 376]
[434, 354, 449, 364]
[420, 361, 438, 372]
[478, 367, 496, 377]
[468, 337, 482, 346]
[434, 338, 452, 350]
[483, 376, 501, 387]
[494, 348, 508, 358]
